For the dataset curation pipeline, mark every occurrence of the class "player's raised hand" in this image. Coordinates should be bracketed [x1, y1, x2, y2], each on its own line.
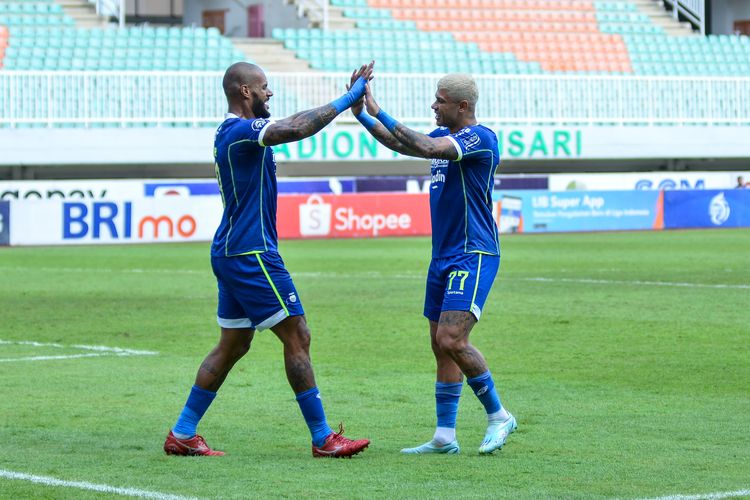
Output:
[352, 60, 375, 83]
[347, 83, 365, 117]
[364, 83, 381, 117]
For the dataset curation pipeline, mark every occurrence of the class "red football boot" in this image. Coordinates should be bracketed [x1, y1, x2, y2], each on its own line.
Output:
[164, 431, 225, 456]
[312, 424, 370, 458]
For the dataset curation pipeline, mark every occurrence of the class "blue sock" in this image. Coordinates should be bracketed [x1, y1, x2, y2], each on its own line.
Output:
[466, 371, 501, 415]
[172, 385, 217, 438]
[435, 382, 463, 429]
[295, 387, 333, 447]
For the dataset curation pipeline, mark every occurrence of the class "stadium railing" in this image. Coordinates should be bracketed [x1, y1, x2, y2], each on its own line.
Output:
[1, 71, 750, 127]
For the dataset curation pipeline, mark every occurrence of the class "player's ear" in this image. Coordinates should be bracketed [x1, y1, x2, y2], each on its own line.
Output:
[458, 100, 470, 113]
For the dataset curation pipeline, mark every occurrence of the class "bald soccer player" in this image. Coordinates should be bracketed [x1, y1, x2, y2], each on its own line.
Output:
[164, 62, 373, 458]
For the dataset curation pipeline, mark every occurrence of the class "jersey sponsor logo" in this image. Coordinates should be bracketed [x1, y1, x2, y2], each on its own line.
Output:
[431, 171, 446, 188]
[431, 159, 449, 167]
[709, 192, 731, 225]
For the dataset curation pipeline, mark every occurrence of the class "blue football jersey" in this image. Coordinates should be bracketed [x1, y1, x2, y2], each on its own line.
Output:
[211, 115, 278, 257]
[427, 124, 501, 258]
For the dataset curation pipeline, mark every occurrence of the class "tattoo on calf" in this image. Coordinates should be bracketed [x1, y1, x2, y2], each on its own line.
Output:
[200, 361, 220, 376]
[287, 356, 315, 392]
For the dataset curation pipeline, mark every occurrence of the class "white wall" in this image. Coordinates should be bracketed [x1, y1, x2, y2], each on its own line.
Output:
[183, 0, 307, 37]
[711, 0, 750, 34]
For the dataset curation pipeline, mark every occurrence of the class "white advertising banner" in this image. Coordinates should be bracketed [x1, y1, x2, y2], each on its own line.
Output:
[548, 171, 750, 191]
[10, 197, 223, 246]
[0, 180, 146, 201]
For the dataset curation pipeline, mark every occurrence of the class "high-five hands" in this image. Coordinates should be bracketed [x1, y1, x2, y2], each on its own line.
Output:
[364, 83, 381, 117]
[348, 61, 375, 116]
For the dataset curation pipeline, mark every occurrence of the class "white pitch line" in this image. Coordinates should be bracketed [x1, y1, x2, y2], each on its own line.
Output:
[0, 353, 108, 363]
[0, 339, 158, 363]
[0, 339, 158, 356]
[638, 489, 750, 500]
[2, 265, 748, 290]
[518, 277, 750, 290]
[0, 469, 199, 500]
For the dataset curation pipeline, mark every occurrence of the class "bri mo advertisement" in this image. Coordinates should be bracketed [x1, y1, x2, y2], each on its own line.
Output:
[492, 190, 664, 233]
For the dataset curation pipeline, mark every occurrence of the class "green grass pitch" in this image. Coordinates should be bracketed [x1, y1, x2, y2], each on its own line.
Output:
[0, 229, 748, 499]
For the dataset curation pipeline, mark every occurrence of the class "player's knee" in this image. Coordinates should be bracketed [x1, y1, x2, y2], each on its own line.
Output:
[293, 322, 311, 351]
[435, 328, 464, 355]
[234, 337, 252, 358]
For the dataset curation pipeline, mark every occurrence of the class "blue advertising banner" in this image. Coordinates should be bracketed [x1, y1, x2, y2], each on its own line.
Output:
[494, 190, 662, 233]
[663, 190, 750, 229]
[0, 201, 9, 246]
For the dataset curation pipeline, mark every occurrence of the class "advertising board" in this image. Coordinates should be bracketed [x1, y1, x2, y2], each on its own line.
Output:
[0, 201, 9, 246]
[663, 190, 750, 228]
[493, 190, 663, 233]
[10, 198, 222, 246]
[548, 172, 750, 191]
[277, 193, 431, 239]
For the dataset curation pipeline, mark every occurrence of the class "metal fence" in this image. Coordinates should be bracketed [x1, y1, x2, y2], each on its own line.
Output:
[1, 71, 750, 127]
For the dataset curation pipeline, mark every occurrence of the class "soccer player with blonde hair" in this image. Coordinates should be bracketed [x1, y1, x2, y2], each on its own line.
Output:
[352, 71, 516, 454]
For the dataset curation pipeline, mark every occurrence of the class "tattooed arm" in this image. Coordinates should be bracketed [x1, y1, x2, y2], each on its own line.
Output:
[261, 61, 374, 147]
[261, 104, 339, 147]
[348, 73, 420, 158]
[358, 118, 422, 157]
[363, 84, 459, 161]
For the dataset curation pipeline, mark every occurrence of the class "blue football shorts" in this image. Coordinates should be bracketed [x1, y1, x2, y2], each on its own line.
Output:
[423, 253, 500, 323]
[211, 251, 305, 331]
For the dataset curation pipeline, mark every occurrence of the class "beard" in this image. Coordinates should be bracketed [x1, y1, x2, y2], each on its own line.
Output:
[252, 99, 270, 119]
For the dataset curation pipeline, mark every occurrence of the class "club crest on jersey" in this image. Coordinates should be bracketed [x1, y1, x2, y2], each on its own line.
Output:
[252, 119, 269, 131]
[460, 133, 481, 151]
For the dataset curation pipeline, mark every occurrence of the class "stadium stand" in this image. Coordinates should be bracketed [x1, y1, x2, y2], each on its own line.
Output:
[0, 0, 746, 76]
[0, 1, 245, 71]
[270, 0, 750, 76]
[0, 25, 7, 69]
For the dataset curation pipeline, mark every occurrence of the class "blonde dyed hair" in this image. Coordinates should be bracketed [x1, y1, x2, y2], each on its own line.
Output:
[437, 73, 478, 109]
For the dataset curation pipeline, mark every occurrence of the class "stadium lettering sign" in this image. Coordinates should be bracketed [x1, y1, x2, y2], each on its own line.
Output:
[498, 129, 583, 158]
[270, 126, 583, 161]
[62, 202, 197, 240]
[272, 131, 397, 161]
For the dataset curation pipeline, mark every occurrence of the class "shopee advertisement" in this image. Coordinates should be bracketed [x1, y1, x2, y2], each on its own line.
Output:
[278, 193, 431, 239]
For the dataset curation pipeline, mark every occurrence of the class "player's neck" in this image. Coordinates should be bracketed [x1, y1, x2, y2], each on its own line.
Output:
[227, 102, 255, 120]
[448, 116, 477, 134]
